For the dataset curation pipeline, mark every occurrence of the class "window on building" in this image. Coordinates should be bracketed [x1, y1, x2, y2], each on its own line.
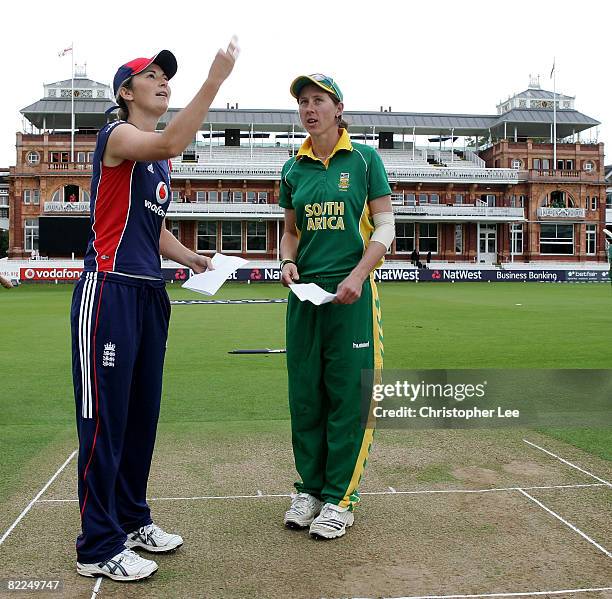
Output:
[23, 190, 40, 205]
[542, 159, 550, 170]
[50, 152, 69, 163]
[26, 151, 40, 165]
[510, 224, 523, 255]
[455, 224, 463, 254]
[391, 193, 404, 206]
[171, 191, 181, 202]
[586, 224, 596, 255]
[87, 152, 94, 163]
[429, 194, 439, 205]
[233, 191, 243, 203]
[533, 158, 541, 170]
[419, 223, 438, 253]
[258, 192, 268, 204]
[405, 193, 416, 206]
[418, 193, 428, 205]
[395, 223, 415, 253]
[24, 218, 39, 251]
[208, 191, 218, 202]
[540, 224, 573, 255]
[591, 196, 598, 210]
[182, 151, 196, 163]
[247, 191, 257, 203]
[197, 222, 217, 251]
[566, 159, 574, 170]
[165, 220, 180, 240]
[77, 152, 86, 163]
[221, 191, 231, 202]
[584, 161, 594, 172]
[511, 159, 522, 169]
[606, 192, 612, 209]
[82, 191, 90, 203]
[246, 221, 266, 251]
[454, 194, 464, 205]
[221, 221, 242, 251]
[482, 194, 496, 207]
[196, 191, 207, 203]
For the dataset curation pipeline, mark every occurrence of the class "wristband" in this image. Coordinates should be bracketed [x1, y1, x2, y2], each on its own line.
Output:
[280, 259, 296, 270]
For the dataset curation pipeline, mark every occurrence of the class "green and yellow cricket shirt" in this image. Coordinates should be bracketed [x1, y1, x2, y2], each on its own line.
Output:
[279, 129, 391, 278]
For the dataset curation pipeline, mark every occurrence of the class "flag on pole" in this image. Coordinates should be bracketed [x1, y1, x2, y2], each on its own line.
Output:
[550, 59, 555, 79]
[58, 45, 73, 57]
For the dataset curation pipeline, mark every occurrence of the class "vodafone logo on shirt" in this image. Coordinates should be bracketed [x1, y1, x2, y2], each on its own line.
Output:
[21, 267, 83, 281]
[156, 182, 169, 204]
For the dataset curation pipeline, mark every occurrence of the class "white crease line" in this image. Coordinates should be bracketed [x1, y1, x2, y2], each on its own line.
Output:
[523, 439, 612, 487]
[90, 577, 102, 599]
[388, 486, 397, 493]
[0, 450, 77, 546]
[376, 586, 612, 599]
[36, 482, 605, 504]
[518, 488, 611, 558]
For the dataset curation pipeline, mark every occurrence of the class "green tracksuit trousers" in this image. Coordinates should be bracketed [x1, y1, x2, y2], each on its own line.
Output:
[285, 274, 383, 510]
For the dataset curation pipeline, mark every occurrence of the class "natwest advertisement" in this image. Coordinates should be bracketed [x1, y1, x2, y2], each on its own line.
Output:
[20, 267, 83, 281]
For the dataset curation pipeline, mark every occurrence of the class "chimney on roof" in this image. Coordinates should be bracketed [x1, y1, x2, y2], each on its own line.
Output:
[380, 106, 383, 112]
[226, 102, 230, 109]
[388, 106, 392, 112]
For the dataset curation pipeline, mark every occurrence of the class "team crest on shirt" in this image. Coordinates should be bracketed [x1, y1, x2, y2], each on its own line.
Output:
[156, 181, 169, 204]
[338, 172, 350, 191]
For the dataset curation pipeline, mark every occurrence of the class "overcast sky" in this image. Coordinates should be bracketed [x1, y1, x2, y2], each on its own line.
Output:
[2, 0, 609, 166]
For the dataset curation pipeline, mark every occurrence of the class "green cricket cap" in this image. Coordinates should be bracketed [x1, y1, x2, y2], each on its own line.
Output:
[290, 73, 343, 102]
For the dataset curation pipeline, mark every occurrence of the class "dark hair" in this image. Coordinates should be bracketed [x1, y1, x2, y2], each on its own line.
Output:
[330, 96, 349, 131]
[116, 77, 133, 122]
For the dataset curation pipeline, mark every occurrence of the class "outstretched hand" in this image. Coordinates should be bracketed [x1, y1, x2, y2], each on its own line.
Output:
[190, 254, 214, 274]
[208, 36, 240, 86]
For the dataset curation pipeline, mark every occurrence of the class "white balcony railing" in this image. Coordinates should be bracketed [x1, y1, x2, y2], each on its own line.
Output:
[385, 167, 519, 184]
[395, 205, 525, 220]
[44, 201, 90, 213]
[166, 202, 284, 219]
[171, 163, 281, 180]
[170, 162, 521, 184]
[537, 207, 586, 218]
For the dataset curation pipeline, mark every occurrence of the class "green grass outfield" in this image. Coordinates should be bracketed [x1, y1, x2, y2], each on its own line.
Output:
[1, 281, 611, 505]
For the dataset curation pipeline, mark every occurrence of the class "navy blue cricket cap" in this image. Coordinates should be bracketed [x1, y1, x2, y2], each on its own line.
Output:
[105, 50, 177, 114]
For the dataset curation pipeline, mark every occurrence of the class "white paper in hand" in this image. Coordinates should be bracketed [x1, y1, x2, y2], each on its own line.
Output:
[182, 253, 248, 296]
[289, 283, 337, 306]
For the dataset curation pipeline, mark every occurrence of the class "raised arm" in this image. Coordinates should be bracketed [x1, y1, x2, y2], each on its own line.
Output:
[107, 39, 239, 163]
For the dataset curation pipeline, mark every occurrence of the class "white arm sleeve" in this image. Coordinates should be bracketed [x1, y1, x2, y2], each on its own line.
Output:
[370, 211, 395, 250]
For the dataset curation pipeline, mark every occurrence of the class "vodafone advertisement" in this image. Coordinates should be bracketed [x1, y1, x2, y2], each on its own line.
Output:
[20, 267, 83, 281]
[18, 267, 189, 282]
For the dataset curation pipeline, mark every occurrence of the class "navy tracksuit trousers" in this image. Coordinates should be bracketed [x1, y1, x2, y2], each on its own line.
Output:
[71, 271, 170, 563]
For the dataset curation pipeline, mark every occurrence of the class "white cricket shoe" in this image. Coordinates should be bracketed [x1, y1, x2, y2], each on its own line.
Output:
[125, 523, 184, 553]
[284, 493, 323, 529]
[309, 502, 354, 539]
[77, 548, 158, 581]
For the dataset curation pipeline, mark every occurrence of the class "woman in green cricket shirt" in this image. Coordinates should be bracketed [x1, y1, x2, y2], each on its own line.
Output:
[279, 74, 395, 539]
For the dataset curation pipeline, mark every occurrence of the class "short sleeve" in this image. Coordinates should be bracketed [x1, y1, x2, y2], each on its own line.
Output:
[367, 150, 391, 201]
[278, 159, 295, 209]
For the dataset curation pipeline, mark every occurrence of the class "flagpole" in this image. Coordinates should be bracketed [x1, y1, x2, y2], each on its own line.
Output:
[71, 41, 75, 164]
[552, 57, 557, 171]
